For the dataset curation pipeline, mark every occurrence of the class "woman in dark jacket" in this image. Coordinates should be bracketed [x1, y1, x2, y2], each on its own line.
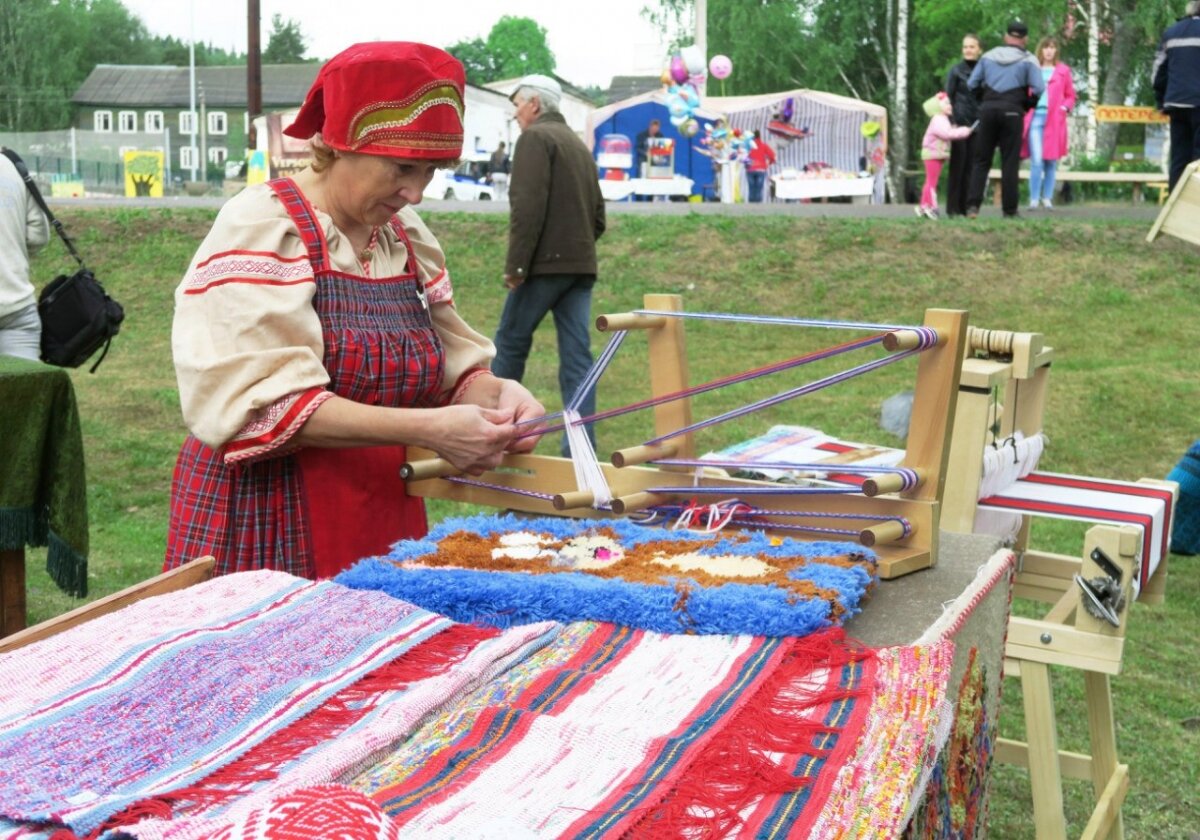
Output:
[944, 33, 982, 217]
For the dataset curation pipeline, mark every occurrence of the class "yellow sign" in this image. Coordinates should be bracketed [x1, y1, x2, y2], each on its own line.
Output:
[246, 150, 269, 185]
[1094, 105, 1168, 124]
[123, 150, 164, 197]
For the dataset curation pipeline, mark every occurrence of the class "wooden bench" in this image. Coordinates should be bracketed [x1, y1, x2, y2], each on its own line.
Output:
[987, 168, 1167, 205]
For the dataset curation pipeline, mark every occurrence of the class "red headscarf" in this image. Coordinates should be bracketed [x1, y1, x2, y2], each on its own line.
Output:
[284, 42, 464, 160]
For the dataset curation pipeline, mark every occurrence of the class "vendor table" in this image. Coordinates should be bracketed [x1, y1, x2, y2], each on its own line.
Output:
[0, 356, 89, 637]
[599, 176, 695, 202]
[772, 174, 876, 203]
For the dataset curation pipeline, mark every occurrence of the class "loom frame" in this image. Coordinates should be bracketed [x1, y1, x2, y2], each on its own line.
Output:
[943, 325, 1179, 840]
[404, 295, 968, 579]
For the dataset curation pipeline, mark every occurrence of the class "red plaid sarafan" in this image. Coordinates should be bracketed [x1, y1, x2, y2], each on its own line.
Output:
[165, 180, 444, 578]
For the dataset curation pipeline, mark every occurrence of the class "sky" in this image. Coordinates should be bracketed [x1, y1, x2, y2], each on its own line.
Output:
[118, 0, 678, 88]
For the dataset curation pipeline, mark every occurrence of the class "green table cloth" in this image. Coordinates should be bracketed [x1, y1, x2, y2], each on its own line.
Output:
[0, 356, 88, 597]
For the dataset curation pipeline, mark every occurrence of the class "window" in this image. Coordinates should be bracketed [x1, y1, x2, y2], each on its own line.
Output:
[180, 146, 198, 170]
[94, 111, 113, 132]
[208, 146, 227, 165]
[118, 111, 138, 133]
[144, 111, 164, 133]
[179, 111, 196, 135]
[208, 111, 228, 135]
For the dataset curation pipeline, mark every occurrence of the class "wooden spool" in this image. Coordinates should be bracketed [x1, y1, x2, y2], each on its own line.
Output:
[399, 458, 459, 481]
[862, 470, 926, 498]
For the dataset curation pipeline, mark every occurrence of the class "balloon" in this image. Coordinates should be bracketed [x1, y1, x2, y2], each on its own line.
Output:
[680, 45, 706, 75]
[669, 55, 689, 85]
[709, 55, 733, 80]
[682, 118, 700, 137]
[667, 99, 688, 120]
[670, 114, 688, 127]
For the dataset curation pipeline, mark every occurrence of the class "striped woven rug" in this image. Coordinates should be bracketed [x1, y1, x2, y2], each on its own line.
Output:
[0, 572, 551, 839]
[144, 624, 952, 839]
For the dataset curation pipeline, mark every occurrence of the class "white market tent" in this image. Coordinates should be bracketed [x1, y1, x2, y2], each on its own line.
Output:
[708, 89, 889, 203]
[588, 88, 888, 202]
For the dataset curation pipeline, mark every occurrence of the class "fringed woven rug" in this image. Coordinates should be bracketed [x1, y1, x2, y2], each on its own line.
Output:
[337, 513, 877, 637]
[0, 571, 556, 840]
[902, 548, 1017, 839]
[157, 623, 953, 839]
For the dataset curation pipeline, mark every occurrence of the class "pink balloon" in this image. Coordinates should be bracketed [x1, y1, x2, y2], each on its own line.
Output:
[709, 55, 733, 80]
[669, 55, 689, 85]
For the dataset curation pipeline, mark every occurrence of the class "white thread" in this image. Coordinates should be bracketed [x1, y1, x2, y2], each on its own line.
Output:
[563, 408, 612, 507]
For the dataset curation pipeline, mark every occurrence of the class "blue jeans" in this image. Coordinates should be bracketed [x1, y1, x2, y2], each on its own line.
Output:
[491, 274, 597, 457]
[746, 170, 767, 203]
[1027, 111, 1058, 203]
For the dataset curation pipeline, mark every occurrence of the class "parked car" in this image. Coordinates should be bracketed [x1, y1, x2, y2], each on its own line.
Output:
[428, 154, 495, 201]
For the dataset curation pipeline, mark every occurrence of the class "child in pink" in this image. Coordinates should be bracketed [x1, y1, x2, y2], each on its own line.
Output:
[918, 92, 973, 219]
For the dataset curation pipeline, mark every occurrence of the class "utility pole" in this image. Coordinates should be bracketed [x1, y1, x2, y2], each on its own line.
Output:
[695, 0, 707, 97]
[247, 0, 263, 153]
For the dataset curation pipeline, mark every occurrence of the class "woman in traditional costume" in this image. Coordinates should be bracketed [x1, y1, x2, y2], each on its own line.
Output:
[165, 42, 544, 579]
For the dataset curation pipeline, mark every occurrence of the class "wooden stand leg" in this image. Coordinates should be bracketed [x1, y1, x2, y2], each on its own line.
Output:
[1023, 660, 1069, 840]
[1083, 670, 1126, 840]
[0, 548, 27, 638]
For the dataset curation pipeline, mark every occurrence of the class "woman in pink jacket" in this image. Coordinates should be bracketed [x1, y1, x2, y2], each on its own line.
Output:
[1023, 37, 1076, 210]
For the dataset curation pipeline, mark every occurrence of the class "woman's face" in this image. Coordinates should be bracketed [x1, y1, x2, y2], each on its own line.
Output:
[1040, 44, 1058, 64]
[334, 152, 440, 226]
[962, 37, 981, 61]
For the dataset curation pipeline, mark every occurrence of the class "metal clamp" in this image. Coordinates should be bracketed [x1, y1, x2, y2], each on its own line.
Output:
[1074, 546, 1126, 628]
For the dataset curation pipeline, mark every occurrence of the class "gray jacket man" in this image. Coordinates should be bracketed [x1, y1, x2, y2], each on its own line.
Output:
[965, 20, 1045, 217]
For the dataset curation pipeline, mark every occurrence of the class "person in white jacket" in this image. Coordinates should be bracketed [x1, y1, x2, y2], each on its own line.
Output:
[917, 93, 974, 219]
[0, 150, 49, 360]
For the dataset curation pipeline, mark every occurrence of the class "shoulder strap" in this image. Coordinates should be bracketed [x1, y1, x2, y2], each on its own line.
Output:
[2, 148, 86, 270]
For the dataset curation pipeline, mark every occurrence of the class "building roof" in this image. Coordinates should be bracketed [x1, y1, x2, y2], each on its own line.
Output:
[72, 64, 321, 109]
[603, 75, 664, 105]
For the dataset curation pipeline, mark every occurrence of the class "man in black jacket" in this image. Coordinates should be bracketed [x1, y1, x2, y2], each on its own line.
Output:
[965, 20, 1045, 218]
[1153, 1, 1200, 190]
[493, 74, 606, 456]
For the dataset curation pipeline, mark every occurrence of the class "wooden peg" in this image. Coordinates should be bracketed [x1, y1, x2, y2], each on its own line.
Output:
[610, 492, 664, 515]
[595, 312, 667, 332]
[862, 470, 926, 497]
[611, 442, 679, 468]
[399, 458, 459, 481]
[553, 490, 596, 511]
[859, 520, 911, 547]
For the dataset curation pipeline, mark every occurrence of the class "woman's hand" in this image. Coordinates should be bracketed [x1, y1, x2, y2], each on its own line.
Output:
[494, 379, 546, 453]
[424, 404, 518, 475]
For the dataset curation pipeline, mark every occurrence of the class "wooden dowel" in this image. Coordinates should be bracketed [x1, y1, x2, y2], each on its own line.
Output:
[859, 520, 912, 547]
[610, 492, 664, 515]
[611, 441, 679, 468]
[595, 312, 667, 332]
[553, 490, 595, 511]
[861, 469, 926, 497]
[399, 458, 459, 481]
[883, 330, 923, 352]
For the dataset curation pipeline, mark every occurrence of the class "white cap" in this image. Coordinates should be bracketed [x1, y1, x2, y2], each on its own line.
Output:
[512, 74, 562, 102]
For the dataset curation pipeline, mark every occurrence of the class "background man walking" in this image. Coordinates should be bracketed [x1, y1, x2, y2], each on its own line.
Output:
[492, 75, 606, 456]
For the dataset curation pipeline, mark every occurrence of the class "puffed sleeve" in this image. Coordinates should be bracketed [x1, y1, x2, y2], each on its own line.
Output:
[172, 184, 334, 463]
[394, 207, 496, 403]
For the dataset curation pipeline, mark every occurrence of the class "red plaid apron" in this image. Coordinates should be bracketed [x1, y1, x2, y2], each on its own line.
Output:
[165, 179, 444, 578]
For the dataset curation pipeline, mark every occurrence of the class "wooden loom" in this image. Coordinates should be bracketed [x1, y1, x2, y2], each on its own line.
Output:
[943, 325, 1178, 840]
[403, 295, 968, 579]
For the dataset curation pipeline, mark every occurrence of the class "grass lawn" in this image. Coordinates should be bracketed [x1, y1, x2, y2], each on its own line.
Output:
[22, 206, 1200, 836]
